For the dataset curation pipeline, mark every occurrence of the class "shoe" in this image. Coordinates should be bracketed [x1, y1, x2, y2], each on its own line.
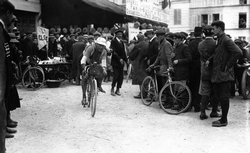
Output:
[8, 118, 18, 125]
[6, 128, 17, 134]
[98, 87, 106, 93]
[200, 113, 208, 120]
[134, 95, 141, 99]
[5, 132, 14, 138]
[7, 120, 17, 128]
[111, 88, 116, 96]
[81, 98, 87, 107]
[212, 119, 228, 127]
[115, 90, 121, 96]
[210, 112, 222, 118]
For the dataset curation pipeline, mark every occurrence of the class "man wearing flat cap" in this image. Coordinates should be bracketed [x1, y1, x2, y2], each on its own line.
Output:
[172, 32, 192, 84]
[150, 29, 173, 91]
[188, 27, 204, 112]
[110, 29, 127, 96]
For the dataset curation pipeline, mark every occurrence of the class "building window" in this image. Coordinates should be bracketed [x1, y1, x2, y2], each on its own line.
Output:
[213, 14, 219, 22]
[174, 9, 181, 25]
[239, 13, 247, 28]
[201, 14, 208, 27]
[239, 0, 247, 4]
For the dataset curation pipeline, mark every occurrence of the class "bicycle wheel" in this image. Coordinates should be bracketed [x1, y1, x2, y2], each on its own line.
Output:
[54, 65, 70, 81]
[159, 81, 191, 115]
[241, 69, 250, 99]
[90, 79, 97, 117]
[141, 76, 157, 106]
[22, 67, 45, 89]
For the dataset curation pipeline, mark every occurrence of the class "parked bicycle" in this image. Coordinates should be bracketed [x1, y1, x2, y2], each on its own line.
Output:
[141, 66, 191, 115]
[240, 62, 250, 99]
[81, 63, 98, 117]
[13, 56, 45, 90]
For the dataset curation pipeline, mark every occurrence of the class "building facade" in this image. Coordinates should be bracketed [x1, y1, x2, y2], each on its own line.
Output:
[9, 0, 41, 34]
[167, 0, 190, 33]
[190, 0, 250, 41]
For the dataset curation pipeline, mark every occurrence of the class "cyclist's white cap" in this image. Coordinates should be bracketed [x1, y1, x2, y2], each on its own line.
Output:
[95, 37, 106, 47]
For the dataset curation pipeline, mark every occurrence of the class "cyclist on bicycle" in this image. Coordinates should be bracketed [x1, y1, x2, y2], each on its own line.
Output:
[80, 37, 107, 104]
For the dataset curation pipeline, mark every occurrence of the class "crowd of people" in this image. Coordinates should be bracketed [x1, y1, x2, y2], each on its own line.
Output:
[1, 0, 250, 152]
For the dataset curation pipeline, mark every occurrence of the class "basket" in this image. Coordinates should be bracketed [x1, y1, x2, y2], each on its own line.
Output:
[46, 80, 62, 88]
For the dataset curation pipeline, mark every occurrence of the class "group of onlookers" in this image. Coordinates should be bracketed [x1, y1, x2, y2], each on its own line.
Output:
[128, 20, 249, 127]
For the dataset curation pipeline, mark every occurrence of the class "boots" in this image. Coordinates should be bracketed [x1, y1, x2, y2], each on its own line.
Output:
[111, 87, 116, 96]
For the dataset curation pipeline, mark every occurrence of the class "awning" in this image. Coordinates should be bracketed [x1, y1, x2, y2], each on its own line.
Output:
[81, 0, 125, 15]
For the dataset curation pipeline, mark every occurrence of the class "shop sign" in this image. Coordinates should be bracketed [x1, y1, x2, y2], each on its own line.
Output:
[126, 0, 169, 24]
[37, 26, 49, 50]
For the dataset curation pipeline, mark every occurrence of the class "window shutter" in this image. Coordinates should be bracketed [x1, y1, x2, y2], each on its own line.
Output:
[178, 9, 181, 25]
[197, 15, 201, 27]
[174, 9, 177, 25]
[208, 14, 212, 25]
[220, 14, 223, 20]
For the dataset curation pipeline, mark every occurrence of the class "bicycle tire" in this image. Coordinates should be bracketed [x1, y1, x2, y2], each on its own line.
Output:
[22, 67, 45, 89]
[241, 69, 250, 99]
[159, 81, 191, 115]
[90, 79, 97, 117]
[54, 65, 70, 82]
[141, 76, 157, 106]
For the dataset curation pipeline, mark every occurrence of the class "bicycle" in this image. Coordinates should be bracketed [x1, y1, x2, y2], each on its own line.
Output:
[141, 66, 191, 115]
[240, 62, 250, 99]
[13, 57, 45, 90]
[81, 63, 99, 117]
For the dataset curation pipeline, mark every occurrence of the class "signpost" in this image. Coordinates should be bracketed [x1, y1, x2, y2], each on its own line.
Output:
[37, 26, 49, 58]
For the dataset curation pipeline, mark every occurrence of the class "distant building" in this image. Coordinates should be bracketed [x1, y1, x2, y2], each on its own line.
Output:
[9, 0, 41, 34]
[168, 0, 190, 33]
[190, 0, 250, 41]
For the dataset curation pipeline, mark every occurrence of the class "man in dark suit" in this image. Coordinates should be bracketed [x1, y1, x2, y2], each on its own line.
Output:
[188, 27, 203, 112]
[211, 21, 242, 127]
[110, 29, 127, 96]
[0, 0, 15, 151]
[145, 30, 159, 66]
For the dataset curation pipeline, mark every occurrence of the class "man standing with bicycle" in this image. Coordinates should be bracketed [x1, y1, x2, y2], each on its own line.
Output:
[80, 37, 107, 104]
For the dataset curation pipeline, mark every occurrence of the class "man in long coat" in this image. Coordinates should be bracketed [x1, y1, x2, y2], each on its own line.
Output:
[128, 34, 148, 98]
[188, 27, 203, 112]
[0, 1, 15, 152]
[145, 30, 159, 66]
[70, 36, 86, 85]
[210, 21, 242, 127]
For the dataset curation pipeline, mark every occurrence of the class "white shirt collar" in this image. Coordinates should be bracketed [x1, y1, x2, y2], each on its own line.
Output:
[150, 35, 156, 42]
[0, 19, 5, 29]
[116, 37, 121, 42]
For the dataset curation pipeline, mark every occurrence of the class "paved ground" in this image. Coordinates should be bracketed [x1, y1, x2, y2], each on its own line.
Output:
[5, 80, 250, 153]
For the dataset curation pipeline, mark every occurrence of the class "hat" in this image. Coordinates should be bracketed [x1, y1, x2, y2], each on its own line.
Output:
[95, 37, 106, 46]
[173, 32, 184, 39]
[93, 31, 101, 36]
[144, 29, 154, 36]
[87, 35, 94, 40]
[180, 32, 188, 39]
[114, 29, 123, 34]
[49, 34, 55, 38]
[203, 25, 213, 36]
[194, 27, 203, 35]
[155, 29, 166, 35]
[70, 33, 75, 37]
[9, 33, 19, 43]
[234, 39, 242, 44]
[83, 34, 88, 38]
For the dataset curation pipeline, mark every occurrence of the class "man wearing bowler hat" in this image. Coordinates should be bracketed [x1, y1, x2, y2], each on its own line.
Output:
[110, 29, 127, 96]
[188, 27, 204, 112]
[144, 29, 159, 66]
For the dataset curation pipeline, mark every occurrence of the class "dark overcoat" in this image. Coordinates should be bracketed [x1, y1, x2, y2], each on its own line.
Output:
[129, 40, 148, 85]
[71, 41, 86, 79]
[110, 38, 127, 67]
[173, 43, 192, 81]
[211, 33, 242, 83]
[146, 37, 159, 65]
